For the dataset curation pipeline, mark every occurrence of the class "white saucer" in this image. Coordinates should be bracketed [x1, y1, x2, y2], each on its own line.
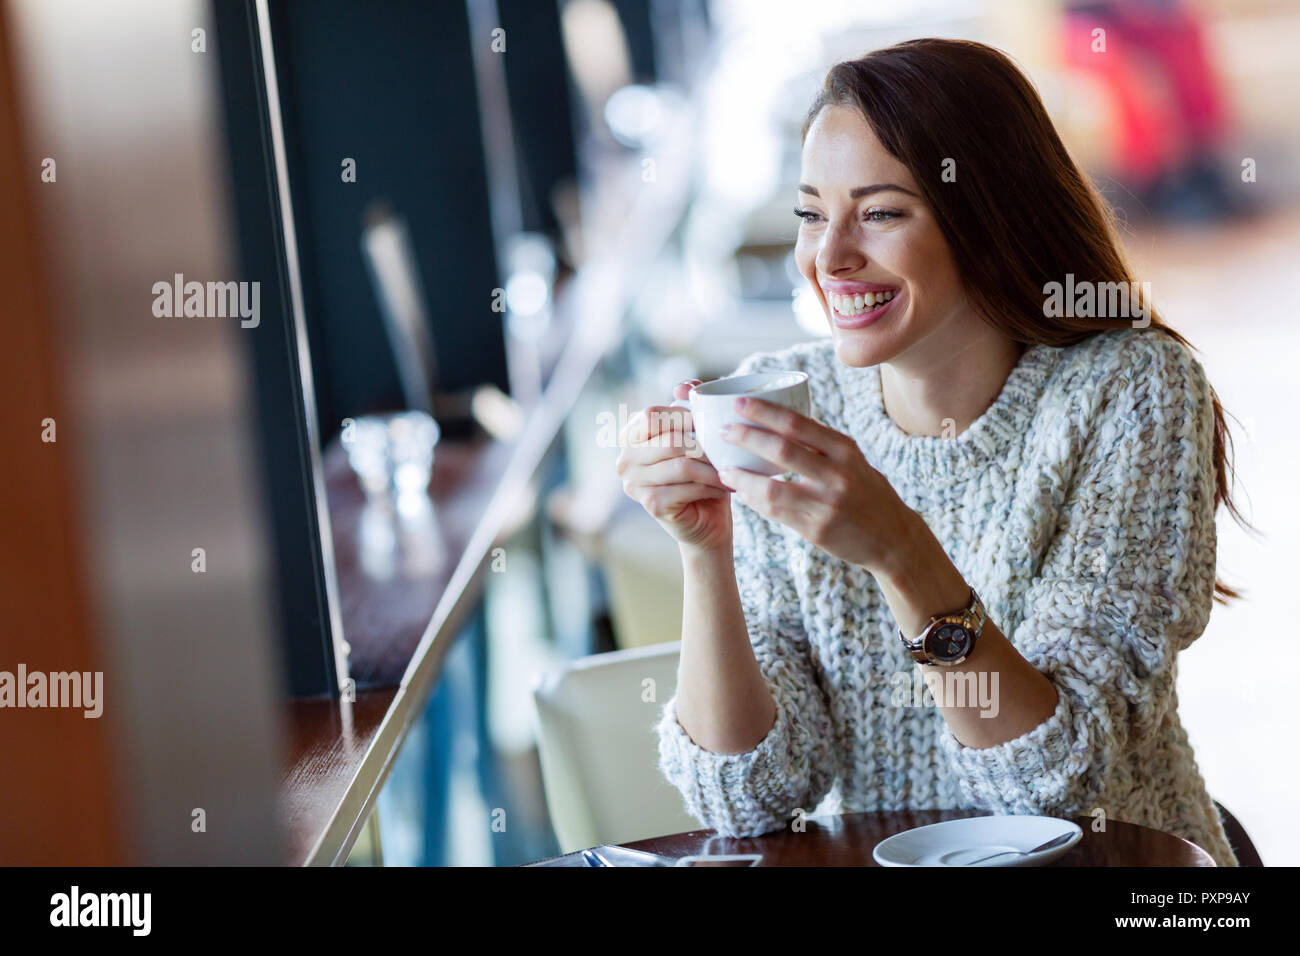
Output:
[872, 815, 1083, 867]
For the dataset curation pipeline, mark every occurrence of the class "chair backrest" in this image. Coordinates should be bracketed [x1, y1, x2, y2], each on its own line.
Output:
[532, 641, 698, 853]
[1213, 799, 1264, 867]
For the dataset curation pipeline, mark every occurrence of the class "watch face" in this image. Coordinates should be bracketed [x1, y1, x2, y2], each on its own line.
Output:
[926, 623, 972, 663]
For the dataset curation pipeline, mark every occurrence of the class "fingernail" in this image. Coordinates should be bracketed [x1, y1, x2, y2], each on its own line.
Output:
[734, 397, 748, 409]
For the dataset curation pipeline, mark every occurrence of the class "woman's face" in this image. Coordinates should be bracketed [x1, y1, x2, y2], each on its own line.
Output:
[794, 105, 972, 369]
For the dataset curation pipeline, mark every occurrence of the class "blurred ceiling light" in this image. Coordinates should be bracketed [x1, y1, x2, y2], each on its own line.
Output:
[603, 83, 686, 148]
[505, 272, 549, 316]
[560, 0, 633, 114]
[604, 84, 663, 147]
[504, 231, 555, 318]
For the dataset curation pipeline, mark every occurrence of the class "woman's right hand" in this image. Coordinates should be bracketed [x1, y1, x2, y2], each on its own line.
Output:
[616, 379, 734, 553]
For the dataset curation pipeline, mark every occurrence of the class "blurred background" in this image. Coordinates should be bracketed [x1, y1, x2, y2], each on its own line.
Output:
[1, 0, 1296, 866]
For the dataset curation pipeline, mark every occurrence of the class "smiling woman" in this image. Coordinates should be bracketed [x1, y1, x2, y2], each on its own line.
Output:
[791, 104, 1001, 384]
[618, 37, 1251, 868]
[789, 40, 1242, 553]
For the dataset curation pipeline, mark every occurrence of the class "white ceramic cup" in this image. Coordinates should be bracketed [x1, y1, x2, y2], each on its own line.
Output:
[670, 370, 811, 477]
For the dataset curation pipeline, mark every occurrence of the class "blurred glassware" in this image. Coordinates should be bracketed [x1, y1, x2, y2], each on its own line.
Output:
[358, 491, 443, 580]
[343, 416, 393, 499]
[343, 411, 441, 511]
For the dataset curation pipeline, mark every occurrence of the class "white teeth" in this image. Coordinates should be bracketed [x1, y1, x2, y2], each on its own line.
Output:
[828, 289, 896, 316]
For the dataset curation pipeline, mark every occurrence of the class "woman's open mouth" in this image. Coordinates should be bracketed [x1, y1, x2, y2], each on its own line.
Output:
[825, 288, 899, 329]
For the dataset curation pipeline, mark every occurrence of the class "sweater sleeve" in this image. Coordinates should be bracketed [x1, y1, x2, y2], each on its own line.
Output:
[656, 353, 838, 837]
[936, 332, 1219, 816]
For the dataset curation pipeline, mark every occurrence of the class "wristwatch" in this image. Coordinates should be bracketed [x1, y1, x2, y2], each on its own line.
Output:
[898, 588, 986, 666]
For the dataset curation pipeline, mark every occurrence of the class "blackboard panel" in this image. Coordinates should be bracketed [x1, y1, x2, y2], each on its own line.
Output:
[265, 0, 510, 444]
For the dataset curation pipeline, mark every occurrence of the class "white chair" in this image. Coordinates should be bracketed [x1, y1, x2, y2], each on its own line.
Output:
[600, 507, 685, 649]
[532, 641, 700, 853]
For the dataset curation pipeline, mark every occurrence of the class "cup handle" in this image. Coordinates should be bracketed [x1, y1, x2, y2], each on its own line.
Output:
[669, 398, 691, 409]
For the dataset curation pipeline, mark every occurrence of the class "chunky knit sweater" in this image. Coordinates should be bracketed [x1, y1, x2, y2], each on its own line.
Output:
[656, 327, 1238, 866]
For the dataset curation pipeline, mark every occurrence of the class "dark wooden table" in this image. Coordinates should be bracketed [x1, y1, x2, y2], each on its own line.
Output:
[278, 433, 526, 866]
[322, 433, 516, 689]
[620, 810, 1216, 866]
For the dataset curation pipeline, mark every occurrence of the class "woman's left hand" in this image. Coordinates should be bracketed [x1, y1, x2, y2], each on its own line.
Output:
[716, 396, 917, 575]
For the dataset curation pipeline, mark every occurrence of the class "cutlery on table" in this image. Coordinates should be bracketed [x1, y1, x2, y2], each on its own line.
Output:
[961, 831, 1076, 866]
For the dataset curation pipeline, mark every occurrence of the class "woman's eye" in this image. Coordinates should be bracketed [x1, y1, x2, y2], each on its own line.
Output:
[794, 207, 899, 224]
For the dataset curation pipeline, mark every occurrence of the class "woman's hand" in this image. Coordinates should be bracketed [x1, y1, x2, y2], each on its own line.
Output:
[616, 380, 735, 553]
[715, 396, 918, 575]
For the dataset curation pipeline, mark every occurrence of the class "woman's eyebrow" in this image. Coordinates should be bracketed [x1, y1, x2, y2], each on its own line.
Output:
[797, 182, 920, 199]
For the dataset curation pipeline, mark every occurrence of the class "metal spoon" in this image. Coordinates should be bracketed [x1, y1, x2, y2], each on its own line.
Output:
[961, 831, 1076, 866]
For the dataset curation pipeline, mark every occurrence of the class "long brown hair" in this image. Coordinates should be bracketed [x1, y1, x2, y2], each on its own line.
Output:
[803, 38, 1248, 602]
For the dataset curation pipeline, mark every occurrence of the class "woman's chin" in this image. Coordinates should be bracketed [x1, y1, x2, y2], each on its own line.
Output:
[832, 332, 894, 368]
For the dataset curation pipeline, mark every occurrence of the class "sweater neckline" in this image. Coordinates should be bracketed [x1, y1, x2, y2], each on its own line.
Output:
[832, 340, 1062, 481]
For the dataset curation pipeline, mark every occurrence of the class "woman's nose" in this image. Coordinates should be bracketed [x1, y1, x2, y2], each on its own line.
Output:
[815, 220, 867, 276]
